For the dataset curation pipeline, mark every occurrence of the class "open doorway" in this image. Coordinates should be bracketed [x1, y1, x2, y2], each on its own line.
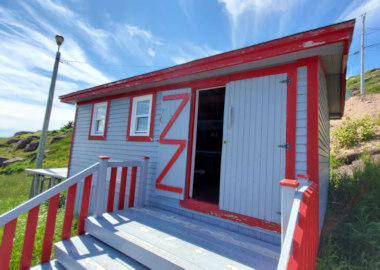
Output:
[192, 87, 225, 204]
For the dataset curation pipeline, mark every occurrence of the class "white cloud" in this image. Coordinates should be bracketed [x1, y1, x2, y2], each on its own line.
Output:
[171, 44, 221, 65]
[337, 0, 380, 24]
[218, 0, 300, 47]
[148, 48, 156, 57]
[0, 98, 75, 132]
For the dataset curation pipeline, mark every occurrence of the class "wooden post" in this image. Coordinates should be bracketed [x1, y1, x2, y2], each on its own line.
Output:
[280, 179, 299, 246]
[93, 156, 109, 217]
[137, 156, 149, 207]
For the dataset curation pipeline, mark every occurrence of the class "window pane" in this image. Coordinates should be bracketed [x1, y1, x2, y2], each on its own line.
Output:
[136, 117, 148, 132]
[95, 119, 105, 133]
[136, 100, 150, 115]
[96, 106, 106, 119]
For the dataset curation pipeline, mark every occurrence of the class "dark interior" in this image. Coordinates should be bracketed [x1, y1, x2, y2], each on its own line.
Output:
[192, 88, 225, 204]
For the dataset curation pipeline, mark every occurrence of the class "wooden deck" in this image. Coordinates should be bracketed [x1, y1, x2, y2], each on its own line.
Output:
[34, 207, 280, 269]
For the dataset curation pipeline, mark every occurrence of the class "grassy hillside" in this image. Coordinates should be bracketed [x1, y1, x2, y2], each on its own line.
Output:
[347, 68, 380, 95]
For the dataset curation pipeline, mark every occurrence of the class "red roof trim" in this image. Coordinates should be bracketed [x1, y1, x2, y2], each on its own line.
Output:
[60, 20, 355, 103]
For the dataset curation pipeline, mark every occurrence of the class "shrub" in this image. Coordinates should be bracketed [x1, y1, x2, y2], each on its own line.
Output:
[331, 116, 376, 149]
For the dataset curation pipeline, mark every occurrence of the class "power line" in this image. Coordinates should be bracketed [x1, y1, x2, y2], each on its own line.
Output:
[59, 58, 168, 68]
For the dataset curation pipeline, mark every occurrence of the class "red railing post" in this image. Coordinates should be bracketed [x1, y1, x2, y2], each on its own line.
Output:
[78, 174, 93, 235]
[128, 167, 138, 208]
[20, 205, 40, 269]
[0, 218, 17, 269]
[41, 194, 60, 263]
[118, 167, 128, 210]
[107, 168, 117, 212]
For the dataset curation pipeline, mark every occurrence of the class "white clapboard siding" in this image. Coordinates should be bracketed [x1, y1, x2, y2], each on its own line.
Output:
[69, 97, 162, 211]
[155, 88, 191, 200]
[220, 73, 287, 224]
[295, 66, 308, 176]
[318, 67, 330, 232]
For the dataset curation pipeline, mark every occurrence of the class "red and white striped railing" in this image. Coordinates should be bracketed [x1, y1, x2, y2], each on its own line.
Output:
[277, 176, 319, 270]
[0, 156, 149, 269]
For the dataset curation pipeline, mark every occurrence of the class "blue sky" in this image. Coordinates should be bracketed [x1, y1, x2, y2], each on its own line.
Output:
[0, 0, 379, 137]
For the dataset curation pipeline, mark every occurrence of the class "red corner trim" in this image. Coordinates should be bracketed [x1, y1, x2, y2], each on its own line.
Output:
[156, 93, 190, 193]
[126, 93, 156, 142]
[67, 106, 78, 178]
[280, 179, 300, 188]
[180, 199, 281, 232]
[306, 57, 320, 239]
[88, 101, 110, 140]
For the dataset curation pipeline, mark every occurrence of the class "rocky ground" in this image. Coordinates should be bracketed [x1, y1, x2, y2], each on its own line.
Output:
[331, 92, 380, 176]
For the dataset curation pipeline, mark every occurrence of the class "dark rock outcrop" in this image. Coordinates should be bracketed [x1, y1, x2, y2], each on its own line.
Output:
[24, 141, 39, 152]
[14, 131, 32, 136]
[6, 138, 21, 144]
[2, 157, 25, 166]
[49, 135, 66, 144]
[12, 137, 32, 150]
[0, 156, 8, 166]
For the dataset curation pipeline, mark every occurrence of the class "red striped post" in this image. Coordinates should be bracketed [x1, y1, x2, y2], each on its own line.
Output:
[107, 168, 117, 212]
[61, 184, 77, 240]
[78, 175, 93, 235]
[20, 205, 40, 269]
[128, 167, 137, 208]
[118, 167, 128, 210]
[41, 194, 60, 263]
[0, 218, 17, 269]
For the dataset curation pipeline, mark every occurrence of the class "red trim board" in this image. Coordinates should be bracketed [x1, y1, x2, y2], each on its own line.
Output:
[88, 101, 110, 140]
[180, 199, 281, 233]
[156, 93, 190, 193]
[127, 93, 156, 142]
[60, 20, 354, 104]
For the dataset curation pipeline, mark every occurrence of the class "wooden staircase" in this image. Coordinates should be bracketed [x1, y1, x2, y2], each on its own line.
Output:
[32, 207, 280, 269]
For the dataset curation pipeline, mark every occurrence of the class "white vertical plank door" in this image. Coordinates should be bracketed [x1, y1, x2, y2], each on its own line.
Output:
[219, 74, 287, 224]
[155, 88, 191, 200]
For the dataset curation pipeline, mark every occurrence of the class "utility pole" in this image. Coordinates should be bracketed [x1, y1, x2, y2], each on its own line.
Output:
[360, 13, 366, 95]
[30, 35, 64, 198]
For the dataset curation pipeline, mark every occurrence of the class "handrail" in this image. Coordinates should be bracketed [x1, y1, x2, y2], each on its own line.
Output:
[0, 155, 149, 269]
[277, 184, 310, 270]
[277, 178, 318, 270]
[0, 162, 99, 227]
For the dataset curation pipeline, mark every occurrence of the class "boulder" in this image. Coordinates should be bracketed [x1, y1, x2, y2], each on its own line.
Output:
[0, 156, 9, 166]
[368, 147, 380, 156]
[336, 151, 361, 164]
[27, 135, 40, 140]
[14, 131, 32, 136]
[2, 157, 25, 166]
[7, 138, 21, 144]
[12, 137, 32, 150]
[49, 135, 66, 144]
[0, 142, 7, 147]
[24, 141, 39, 152]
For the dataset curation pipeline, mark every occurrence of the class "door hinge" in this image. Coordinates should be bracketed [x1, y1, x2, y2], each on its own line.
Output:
[280, 78, 291, 84]
[278, 142, 290, 151]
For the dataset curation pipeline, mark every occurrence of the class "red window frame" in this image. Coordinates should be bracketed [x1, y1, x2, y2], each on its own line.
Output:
[88, 101, 110, 140]
[126, 93, 156, 142]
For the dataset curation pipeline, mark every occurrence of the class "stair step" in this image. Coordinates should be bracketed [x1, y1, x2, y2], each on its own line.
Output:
[85, 207, 279, 269]
[30, 260, 65, 270]
[54, 234, 147, 270]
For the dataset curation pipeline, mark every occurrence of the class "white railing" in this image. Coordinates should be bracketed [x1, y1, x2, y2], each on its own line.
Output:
[0, 155, 149, 269]
[277, 176, 318, 270]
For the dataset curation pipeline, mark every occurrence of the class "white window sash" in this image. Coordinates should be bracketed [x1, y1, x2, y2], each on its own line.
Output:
[91, 102, 108, 136]
[130, 95, 153, 136]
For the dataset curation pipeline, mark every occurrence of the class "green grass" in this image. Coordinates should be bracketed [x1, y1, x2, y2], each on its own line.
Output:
[317, 162, 380, 269]
[347, 68, 380, 94]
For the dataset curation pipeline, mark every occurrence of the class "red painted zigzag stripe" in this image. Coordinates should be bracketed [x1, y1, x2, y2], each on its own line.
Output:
[156, 93, 190, 193]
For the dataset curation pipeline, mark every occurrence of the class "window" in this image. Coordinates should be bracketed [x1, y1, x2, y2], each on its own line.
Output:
[89, 101, 109, 140]
[127, 94, 155, 141]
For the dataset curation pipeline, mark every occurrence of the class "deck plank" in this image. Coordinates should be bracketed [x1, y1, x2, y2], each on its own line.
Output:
[86, 207, 279, 269]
